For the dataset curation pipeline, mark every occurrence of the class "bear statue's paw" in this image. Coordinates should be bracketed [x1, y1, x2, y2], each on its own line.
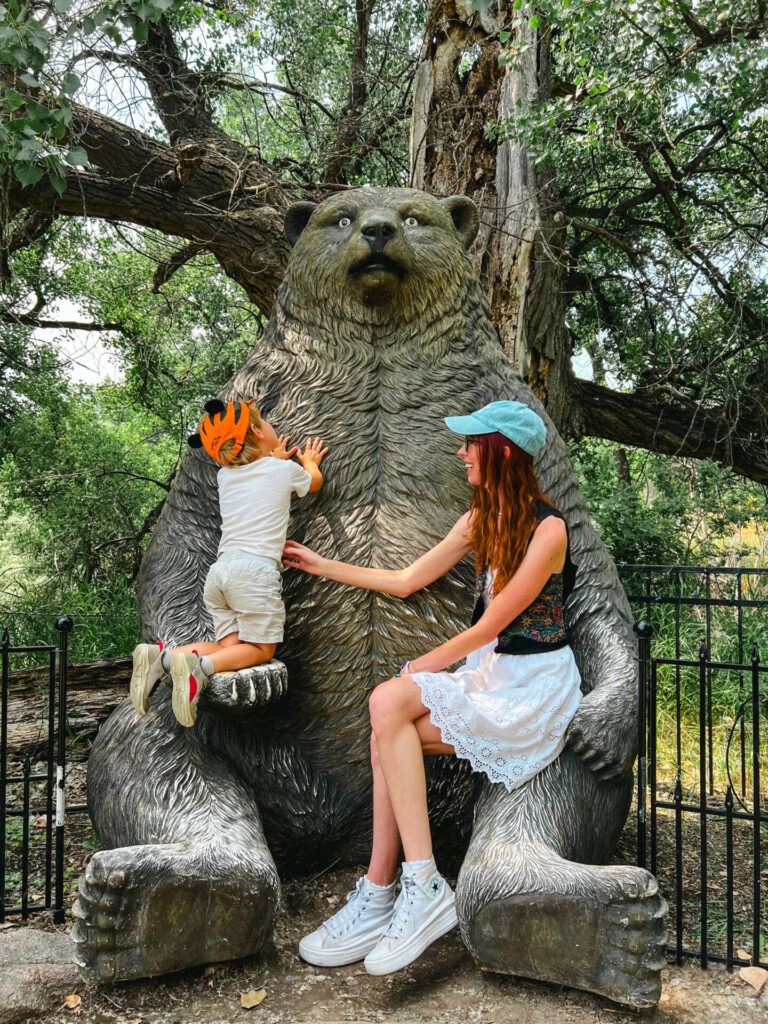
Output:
[459, 858, 668, 1009]
[205, 659, 288, 713]
[71, 842, 280, 983]
[160, 659, 288, 716]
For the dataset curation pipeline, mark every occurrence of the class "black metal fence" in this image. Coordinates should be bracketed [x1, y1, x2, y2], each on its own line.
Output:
[2, 572, 766, 971]
[1, 616, 73, 923]
[620, 566, 768, 972]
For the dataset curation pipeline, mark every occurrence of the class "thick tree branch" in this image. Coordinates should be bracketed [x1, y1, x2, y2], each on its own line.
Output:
[0, 310, 124, 332]
[325, 0, 375, 183]
[575, 379, 768, 483]
[2, 169, 289, 316]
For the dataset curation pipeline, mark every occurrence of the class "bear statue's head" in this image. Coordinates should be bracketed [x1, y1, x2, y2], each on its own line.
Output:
[280, 188, 479, 326]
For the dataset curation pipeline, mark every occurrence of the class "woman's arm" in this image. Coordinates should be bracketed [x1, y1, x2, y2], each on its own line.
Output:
[283, 512, 473, 598]
[407, 516, 568, 674]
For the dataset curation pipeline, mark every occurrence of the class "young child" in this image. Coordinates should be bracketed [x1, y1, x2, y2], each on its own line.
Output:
[130, 398, 328, 726]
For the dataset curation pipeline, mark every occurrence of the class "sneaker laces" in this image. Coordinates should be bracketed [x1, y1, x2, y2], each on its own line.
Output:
[384, 874, 427, 940]
[324, 878, 370, 940]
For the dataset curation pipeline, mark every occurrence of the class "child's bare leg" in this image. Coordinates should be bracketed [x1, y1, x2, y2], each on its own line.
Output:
[209, 638, 276, 672]
[169, 635, 276, 726]
[170, 635, 276, 670]
[170, 641, 223, 656]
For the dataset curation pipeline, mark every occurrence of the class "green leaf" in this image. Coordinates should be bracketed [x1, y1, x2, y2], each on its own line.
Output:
[82, 15, 95, 34]
[54, 0, 72, 10]
[530, 14, 541, 29]
[64, 146, 90, 166]
[48, 171, 67, 196]
[13, 162, 44, 187]
[132, 20, 148, 42]
[19, 73, 40, 88]
[61, 73, 80, 95]
[4, 88, 23, 111]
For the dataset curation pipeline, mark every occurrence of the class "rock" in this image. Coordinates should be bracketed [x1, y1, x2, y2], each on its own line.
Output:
[0, 927, 80, 1023]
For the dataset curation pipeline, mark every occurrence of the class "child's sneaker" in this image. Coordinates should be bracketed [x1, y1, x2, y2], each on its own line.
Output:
[170, 651, 209, 727]
[130, 642, 165, 716]
[299, 875, 396, 967]
[363, 858, 457, 975]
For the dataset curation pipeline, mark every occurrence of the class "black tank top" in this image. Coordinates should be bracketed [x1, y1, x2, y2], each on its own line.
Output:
[470, 501, 576, 656]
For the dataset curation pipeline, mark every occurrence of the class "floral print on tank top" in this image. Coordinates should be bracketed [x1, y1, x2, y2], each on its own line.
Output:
[473, 566, 569, 650]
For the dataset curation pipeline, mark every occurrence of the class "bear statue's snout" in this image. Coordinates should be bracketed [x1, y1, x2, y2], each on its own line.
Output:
[361, 215, 396, 246]
[349, 212, 409, 288]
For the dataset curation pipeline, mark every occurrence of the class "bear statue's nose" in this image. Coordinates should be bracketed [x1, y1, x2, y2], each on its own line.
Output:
[361, 217, 396, 244]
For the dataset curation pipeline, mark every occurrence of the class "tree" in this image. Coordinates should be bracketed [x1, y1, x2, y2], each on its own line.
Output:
[1, 0, 767, 481]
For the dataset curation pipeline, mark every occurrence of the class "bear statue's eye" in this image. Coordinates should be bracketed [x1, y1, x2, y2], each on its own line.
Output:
[404, 216, 419, 227]
[338, 216, 352, 228]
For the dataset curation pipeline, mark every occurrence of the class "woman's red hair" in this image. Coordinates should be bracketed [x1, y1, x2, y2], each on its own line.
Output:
[468, 432, 554, 592]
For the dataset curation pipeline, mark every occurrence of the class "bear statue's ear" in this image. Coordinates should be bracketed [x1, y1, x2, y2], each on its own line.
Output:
[187, 433, 203, 448]
[440, 196, 480, 250]
[284, 202, 318, 246]
[204, 399, 226, 418]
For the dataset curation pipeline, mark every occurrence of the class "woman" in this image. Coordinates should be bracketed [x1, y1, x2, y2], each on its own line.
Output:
[282, 400, 582, 976]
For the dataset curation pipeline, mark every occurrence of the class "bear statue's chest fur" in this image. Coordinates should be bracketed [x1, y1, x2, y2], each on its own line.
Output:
[201, 189, 524, 861]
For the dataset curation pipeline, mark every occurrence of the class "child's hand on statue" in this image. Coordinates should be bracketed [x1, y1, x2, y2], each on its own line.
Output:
[297, 436, 329, 469]
[271, 435, 299, 460]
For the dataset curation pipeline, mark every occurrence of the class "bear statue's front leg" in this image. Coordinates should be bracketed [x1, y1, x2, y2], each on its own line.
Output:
[73, 690, 281, 982]
[457, 750, 668, 1009]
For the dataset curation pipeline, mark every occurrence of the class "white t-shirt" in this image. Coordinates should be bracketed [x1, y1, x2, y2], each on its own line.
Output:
[216, 457, 312, 564]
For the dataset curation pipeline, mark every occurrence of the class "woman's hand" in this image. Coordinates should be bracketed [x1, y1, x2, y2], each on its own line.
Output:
[283, 540, 325, 575]
[271, 435, 299, 460]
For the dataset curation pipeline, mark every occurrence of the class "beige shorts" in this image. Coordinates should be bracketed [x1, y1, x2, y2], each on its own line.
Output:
[203, 552, 285, 644]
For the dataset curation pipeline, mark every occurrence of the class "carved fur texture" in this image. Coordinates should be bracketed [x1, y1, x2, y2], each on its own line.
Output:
[82, 189, 665, 1003]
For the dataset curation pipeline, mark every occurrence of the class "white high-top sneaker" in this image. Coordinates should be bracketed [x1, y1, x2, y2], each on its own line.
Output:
[364, 857, 458, 975]
[299, 875, 396, 967]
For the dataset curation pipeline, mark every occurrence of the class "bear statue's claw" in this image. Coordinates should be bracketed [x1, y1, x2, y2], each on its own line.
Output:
[158, 659, 288, 716]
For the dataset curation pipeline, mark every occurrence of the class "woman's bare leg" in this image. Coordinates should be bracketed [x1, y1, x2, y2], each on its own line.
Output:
[369, 676, 454, 865]
[366, 732, 401, 886]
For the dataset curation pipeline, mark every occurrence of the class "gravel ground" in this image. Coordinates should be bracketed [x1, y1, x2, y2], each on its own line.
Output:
[24, 866, 768, 1024]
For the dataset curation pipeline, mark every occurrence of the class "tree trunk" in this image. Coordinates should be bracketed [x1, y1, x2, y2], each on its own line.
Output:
[411, 0, 575, 434]
[3, 658, 130, 757]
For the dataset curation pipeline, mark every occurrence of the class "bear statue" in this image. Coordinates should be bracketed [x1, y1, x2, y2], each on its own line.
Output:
[73, 187, 667, 1007]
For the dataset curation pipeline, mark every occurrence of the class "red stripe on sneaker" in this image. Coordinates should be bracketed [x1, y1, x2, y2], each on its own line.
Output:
[189, 676, 198, 701]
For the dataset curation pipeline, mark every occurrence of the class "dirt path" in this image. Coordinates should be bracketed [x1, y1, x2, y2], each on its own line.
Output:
[32, 867, 766, 1024]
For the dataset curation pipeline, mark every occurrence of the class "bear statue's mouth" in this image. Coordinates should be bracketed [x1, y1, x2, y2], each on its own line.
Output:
[349, 253, 406, 280]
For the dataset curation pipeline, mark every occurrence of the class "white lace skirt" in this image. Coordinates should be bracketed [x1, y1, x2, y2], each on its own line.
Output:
[411, 641, 582, 791]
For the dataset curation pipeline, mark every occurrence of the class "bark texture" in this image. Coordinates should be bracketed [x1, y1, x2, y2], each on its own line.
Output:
[3, 658, 130, 756]
[410, 0, 575, 434]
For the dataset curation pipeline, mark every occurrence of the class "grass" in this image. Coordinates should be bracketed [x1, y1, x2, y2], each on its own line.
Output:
[620, 566, 768, 796]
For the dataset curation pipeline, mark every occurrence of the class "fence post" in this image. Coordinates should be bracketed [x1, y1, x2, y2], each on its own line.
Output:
[54, 615, 73, 924]
[751, 643, 762, 966]
[1, 627, 8, 924]
[634, 620, 652, 870]
[698, 638, 708, 968]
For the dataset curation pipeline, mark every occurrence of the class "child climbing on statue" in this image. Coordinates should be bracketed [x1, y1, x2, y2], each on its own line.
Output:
[130, 399, 328, 727]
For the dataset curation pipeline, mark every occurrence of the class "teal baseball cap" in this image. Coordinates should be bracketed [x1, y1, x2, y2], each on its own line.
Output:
[444, 400, 547, 455]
